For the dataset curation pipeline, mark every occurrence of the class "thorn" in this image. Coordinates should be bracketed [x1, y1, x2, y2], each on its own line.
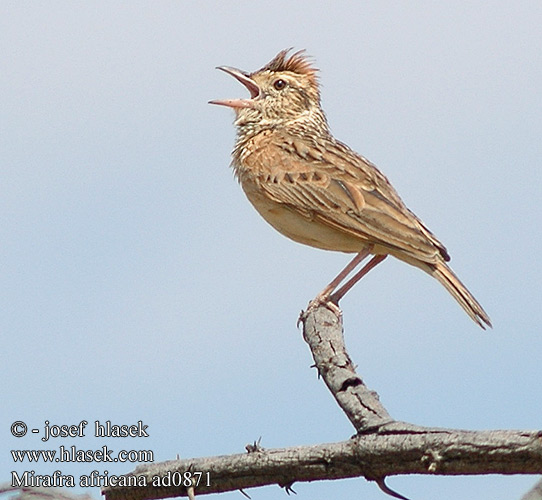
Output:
[280, 483, 297, 495]
[246, 436, 264, 453]
[239, 488, 251, 499]
[297, 310, 306, 328]
[309, 363, 321, 378]
[376, 478, 411, 500]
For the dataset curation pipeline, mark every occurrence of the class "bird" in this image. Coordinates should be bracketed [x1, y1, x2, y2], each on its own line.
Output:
[209, 49, 491, 329]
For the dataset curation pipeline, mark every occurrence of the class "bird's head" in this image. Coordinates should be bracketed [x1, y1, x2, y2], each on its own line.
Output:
[210, 49, 328, 133]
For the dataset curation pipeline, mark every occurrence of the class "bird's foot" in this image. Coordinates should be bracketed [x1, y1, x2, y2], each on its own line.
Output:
[299, 292, 342, 324]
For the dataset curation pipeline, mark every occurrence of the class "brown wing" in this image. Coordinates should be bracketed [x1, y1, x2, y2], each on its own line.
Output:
[243, 131, 450, 264]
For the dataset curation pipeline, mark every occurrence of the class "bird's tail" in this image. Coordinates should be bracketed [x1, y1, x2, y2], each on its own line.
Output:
[429, 261, 492, 329]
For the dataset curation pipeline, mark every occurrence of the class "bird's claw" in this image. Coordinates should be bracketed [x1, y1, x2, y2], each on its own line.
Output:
[298, 294, 342, 327]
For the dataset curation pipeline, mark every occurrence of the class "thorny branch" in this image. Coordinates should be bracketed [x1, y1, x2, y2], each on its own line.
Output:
[103, 304, 542, 500]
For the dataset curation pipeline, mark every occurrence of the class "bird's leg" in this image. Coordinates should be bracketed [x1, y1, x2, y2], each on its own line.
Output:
[306, 248, 372, 315]
[316, 247, 372, 300]
[330, 254, 387, 305]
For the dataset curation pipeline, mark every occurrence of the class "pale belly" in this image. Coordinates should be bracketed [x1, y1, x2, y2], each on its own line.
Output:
[242, 184, 370, 253]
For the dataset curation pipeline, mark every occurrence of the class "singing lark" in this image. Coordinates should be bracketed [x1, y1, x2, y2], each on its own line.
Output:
[210, 49, 491, 329]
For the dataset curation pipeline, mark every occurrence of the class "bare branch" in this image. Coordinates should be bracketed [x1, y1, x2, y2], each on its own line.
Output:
[299, 304, 392, 431]
[102, 429, 542, 500]
[102, 303, 542, 500]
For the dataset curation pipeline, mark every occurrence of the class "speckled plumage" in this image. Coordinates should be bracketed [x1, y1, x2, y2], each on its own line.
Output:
[211, 49, 491, 328]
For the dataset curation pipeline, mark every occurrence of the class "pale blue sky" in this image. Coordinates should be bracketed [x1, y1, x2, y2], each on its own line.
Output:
[2, 2, 541, 499]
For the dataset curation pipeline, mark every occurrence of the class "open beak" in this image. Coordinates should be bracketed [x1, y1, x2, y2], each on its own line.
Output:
[209, 66, 261, 109]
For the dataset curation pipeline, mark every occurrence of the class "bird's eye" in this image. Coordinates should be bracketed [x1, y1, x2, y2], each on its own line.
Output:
[273, 79, 287, 90]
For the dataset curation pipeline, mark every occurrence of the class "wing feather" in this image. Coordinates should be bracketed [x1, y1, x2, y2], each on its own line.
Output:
[246, 133, 449, 262]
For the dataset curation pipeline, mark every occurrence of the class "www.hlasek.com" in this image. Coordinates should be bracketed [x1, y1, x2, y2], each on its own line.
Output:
[11, 446, 153, 464]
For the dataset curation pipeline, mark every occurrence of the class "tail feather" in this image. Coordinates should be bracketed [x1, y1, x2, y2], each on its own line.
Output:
[430, 261, 492, 329]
